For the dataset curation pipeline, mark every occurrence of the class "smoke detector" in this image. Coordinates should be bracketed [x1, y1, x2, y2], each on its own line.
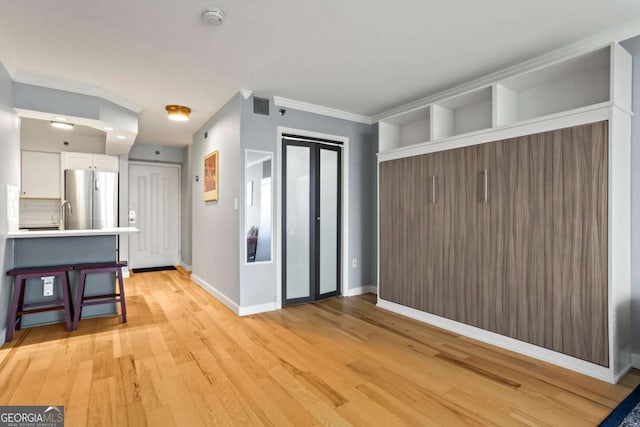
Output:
[201, 8, 225, 25]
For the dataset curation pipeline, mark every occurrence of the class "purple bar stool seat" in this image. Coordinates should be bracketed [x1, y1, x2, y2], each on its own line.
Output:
[73, 261, 127, 330]
[5, 265, 74, 342]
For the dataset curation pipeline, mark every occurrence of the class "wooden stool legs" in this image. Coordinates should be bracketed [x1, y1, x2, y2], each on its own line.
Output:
[72, 263, 127, 330]
[5, 269, 74, 342]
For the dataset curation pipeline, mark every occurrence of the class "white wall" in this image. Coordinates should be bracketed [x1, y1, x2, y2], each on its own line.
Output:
[191, 95, 241, 305]
[0, 62, 21, 342]
[621, 36, 640, 356]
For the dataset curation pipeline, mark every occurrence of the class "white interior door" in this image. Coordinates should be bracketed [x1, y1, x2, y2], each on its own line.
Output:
[129, 163, 180, 268]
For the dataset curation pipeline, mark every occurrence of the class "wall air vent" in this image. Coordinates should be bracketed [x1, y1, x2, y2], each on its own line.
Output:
[253, 97, 270, 116]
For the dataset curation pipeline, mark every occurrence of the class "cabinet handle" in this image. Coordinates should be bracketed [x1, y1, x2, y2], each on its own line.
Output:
[483, 169, 489, 203]
[431, 175, 436, 204]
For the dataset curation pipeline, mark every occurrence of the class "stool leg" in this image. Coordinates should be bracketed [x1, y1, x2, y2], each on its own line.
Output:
[5, 276, 25, 342]
[60, 272, 73, 332]
[15, 278, 26, 331]
[117, 269, 127, 323]
[73, 270, 87, 330]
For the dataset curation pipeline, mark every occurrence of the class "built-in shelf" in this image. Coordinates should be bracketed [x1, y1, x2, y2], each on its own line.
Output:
[378, 43, 630, 154]
[495, 47, 610, 126]
[432, 87, 492, 139]
[378, 106, 430, 152]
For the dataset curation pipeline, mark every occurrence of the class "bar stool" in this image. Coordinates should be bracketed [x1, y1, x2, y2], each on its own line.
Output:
[5, 265, 74, 342]
[73, 261, 128, 330]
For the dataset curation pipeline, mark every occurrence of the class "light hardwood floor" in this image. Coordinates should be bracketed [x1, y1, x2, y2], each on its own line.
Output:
[0, 269, 638, 426]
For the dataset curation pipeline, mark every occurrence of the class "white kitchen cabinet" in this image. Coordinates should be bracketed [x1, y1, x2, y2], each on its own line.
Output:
[21, 151, 61, 199]
[61, 152, 119, 172]
[92, 154, 119, 172]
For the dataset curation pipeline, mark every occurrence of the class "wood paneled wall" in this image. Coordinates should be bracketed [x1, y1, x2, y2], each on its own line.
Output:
[379, 121, 609, 366]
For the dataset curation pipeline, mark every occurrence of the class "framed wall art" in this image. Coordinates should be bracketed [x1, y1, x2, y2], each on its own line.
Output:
[204, 150, 219, 201]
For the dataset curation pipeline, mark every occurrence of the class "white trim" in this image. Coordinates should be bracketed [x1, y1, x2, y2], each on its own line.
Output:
[276, 127, 349, 305]
[12, 72, 143, 113]
[342, 285, 377, 297]
[0, 328, 5, 346]
[179, 263, 192, 272]
[191, 274, 278, 316]
[377, 298, 618, 383]
[374, 20, 640, 121]
[273, 96, 374, 125]
[240, 89, 253, 100]
[122, 268, 130, 279]
[191, 274, 240, 315]
[238, 302, 279, 316]
[631, 353, 640, 369]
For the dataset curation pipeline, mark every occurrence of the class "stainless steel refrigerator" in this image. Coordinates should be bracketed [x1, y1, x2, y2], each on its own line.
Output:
[64, 169, 118, 230]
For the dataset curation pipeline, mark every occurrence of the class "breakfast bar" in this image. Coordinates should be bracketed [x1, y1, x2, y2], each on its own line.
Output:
[6, 227, 138, 328]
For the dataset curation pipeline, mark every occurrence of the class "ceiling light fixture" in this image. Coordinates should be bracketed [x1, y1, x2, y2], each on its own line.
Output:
[165, 105, 191, 122]
[103, 126, 114, 131]
[50, 121, 74, 130]
[116, 135, 127, 140]
[54, 116, 68, 122]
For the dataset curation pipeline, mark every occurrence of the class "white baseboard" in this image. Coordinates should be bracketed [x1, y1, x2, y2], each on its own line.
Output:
[180, 263, 192, 272]
[191, 274, 240, 315]
[343, 285, 377, 297]
[122, 268, 130, 279]
[631, 353, 640, 369]
[377, 298, 617, 383]
[0, 328, 5, 346]
[190, 274, 279, 316]
[239, 302, 280, 316]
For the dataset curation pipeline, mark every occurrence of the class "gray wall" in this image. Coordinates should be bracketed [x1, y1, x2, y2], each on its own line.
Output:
[0, 62, 21, 341]
[127, 143, 191, 265]
[239, 96, 377, 307]
[191, 95, 242, 304]
[621, 36, 640, 356]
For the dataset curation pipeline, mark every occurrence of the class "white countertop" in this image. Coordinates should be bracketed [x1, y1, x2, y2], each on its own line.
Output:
[7, 227, 140, 239]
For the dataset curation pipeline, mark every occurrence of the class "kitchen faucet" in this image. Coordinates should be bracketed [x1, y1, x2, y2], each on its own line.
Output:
[59, 200, 72, 231]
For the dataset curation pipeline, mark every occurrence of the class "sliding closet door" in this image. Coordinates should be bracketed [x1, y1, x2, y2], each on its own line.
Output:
[318, 146, 341, 298]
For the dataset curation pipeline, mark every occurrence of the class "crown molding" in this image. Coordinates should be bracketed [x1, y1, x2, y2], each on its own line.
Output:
[273, 96, 374, 125]
[373, 18, 640, 121]
[12, 72, 143, 114]
[240, 89, 253, 100]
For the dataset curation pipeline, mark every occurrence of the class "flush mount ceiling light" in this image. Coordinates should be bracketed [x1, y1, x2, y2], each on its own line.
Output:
[165, 105, 191, 122]
[50, 121, 74, 130]
[103, 126, 114, 131]
[53, 116, 68, 122]
[116, 135, 127, 140]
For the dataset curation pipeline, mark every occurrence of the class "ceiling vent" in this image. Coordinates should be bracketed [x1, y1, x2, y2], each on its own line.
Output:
[253, 97, 270, 116]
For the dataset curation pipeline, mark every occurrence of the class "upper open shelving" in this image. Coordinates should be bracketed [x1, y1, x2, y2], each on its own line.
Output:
[378, 42, 631, 154]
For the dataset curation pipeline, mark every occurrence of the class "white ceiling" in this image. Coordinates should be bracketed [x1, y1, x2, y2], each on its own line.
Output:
[0, 1, 639, 147]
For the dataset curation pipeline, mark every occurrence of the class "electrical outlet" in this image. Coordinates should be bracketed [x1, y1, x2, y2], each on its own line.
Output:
[42, 276, 54, 297]
[352, 258, 358, 268]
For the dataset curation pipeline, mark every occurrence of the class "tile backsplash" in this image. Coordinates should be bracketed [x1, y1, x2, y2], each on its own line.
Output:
[6, 184, 19, 232]
[19, 199, 60, 227]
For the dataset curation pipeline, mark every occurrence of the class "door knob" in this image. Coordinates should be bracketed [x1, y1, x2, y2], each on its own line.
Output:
[129, 211, 136, 224]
